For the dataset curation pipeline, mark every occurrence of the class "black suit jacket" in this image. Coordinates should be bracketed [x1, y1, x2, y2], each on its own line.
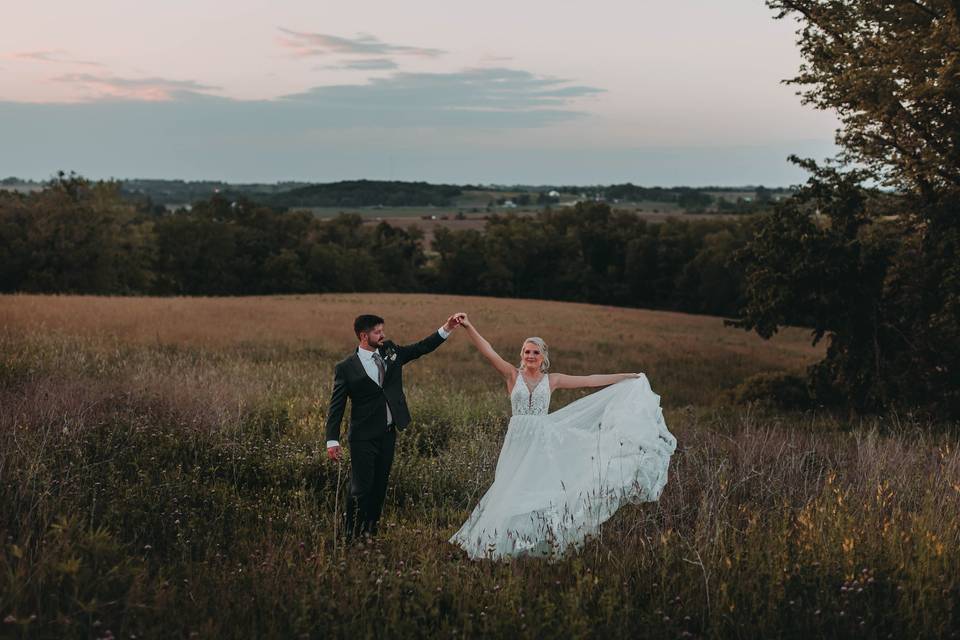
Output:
[325, 331, 446, 442]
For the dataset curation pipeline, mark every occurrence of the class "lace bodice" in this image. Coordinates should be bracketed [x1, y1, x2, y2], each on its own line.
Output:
[511, 371, 551, 416]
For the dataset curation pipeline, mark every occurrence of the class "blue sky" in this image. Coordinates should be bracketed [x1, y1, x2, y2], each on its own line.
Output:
[1, 0, 839, 185]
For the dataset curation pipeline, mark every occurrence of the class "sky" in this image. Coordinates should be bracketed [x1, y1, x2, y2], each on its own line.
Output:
[0, 0, 840, 186]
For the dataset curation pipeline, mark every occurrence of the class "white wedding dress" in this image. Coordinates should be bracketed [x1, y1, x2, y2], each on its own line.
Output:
[449, 371, 676, 560]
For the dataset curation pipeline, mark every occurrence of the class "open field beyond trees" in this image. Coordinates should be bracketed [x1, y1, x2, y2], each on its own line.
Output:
[305, 208, 743, 247]
[2, 294, 959, 638]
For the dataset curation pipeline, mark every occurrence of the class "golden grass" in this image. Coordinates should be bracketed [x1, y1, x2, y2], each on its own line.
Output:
[0, 293, 821, 408]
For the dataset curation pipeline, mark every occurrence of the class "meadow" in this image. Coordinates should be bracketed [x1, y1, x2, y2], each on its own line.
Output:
[1, 293, 959, 639]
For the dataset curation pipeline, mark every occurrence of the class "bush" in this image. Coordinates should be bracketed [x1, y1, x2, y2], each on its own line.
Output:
[732, 371, 812, 410]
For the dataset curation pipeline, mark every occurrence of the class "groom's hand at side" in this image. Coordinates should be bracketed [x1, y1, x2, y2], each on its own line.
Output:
[327, 444, 343, 462]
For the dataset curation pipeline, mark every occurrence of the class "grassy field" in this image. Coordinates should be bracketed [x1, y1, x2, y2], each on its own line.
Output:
[298, 187, 747, 246]
[2, 293, 958, 639]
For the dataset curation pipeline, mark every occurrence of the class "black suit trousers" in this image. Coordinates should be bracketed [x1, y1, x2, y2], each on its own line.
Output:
[345, 427, 396, 539]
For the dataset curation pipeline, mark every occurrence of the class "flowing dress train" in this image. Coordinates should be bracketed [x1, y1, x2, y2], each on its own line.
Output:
[450, 372, 676, 560]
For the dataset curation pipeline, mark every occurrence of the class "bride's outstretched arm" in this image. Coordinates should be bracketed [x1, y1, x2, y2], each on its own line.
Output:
[458, 315, 515, 381]
[550, 372, 640, 390]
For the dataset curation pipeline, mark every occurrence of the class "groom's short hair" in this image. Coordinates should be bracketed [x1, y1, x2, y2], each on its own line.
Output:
[354, 314, 385, 338]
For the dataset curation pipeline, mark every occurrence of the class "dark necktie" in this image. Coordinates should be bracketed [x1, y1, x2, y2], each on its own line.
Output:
[372, 352, 386, 386]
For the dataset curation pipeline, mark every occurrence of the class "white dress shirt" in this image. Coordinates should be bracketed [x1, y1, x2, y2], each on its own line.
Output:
[327, 326, 449, 449]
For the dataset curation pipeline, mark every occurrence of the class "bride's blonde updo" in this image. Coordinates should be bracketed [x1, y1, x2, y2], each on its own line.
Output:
[519, 337, 550, 373]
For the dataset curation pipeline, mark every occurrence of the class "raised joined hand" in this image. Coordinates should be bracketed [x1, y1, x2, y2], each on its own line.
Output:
[444, 312, 467, 332]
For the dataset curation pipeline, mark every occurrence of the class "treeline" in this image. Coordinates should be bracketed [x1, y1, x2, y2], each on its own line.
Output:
[430, 208, 749, 315]
[118, 179, 462, 208]
[0, 176, 750, 317]
[120, 179, 310, 204]
[5, 177, 789, 213]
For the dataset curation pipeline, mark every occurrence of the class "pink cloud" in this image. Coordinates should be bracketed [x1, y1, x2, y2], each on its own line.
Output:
[53, 73, 220, 102]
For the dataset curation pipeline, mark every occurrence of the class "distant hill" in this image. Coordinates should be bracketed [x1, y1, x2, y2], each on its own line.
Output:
[255, 180, 464, 208]
[119, 179, 311, 206]
[2, 176, 792, 211]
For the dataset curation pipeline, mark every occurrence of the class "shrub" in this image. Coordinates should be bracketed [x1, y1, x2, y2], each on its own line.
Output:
[732, 371, 812, 410]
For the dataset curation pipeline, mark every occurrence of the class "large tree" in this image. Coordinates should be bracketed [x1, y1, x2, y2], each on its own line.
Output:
[736, 1, 960, 416]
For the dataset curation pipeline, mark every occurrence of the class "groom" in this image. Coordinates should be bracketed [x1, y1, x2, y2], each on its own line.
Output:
[326, 312, 462, 540]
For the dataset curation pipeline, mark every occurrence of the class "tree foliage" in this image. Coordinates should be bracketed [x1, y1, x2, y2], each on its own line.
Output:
[769, 0, 960, 194]
[0, 182, 754, 318]
[429, 204, 752, 314]
[0, 172, 153, 294]
[735, 1, 960, 417]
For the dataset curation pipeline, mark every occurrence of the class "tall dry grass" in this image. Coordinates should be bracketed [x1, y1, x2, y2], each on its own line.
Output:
[2, 294, 958, 639]
[0, 292, 820, 407]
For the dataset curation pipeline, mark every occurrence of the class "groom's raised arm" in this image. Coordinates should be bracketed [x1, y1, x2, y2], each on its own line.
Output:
[395, 329, 446, 365]
[325, 362, 348, 444]
[394, 314, 462, 365]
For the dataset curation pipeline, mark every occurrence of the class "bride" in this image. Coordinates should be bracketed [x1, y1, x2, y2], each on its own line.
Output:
[449, 314, 677, 560]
